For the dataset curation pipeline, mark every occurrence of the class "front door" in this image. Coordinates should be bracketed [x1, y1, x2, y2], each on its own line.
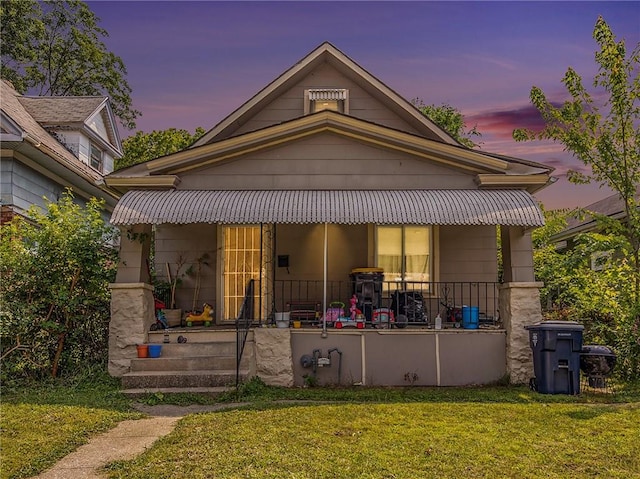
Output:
[222, 226, 262, 320]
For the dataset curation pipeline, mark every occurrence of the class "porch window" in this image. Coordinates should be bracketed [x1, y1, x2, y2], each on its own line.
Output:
[305, 89, 349, 114]
[223, 226, 261, 320]
[376, 225, 432, 288]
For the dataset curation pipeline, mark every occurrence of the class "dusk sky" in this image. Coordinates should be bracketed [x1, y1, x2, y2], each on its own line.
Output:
[87, 1, 639, 210]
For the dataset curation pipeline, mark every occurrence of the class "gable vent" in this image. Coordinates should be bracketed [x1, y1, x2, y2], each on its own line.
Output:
[308, 89, 347, 100]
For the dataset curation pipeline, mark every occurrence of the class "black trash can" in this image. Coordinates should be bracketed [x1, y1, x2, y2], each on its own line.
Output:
[350, 268, 384, 321]
[525, 320, 584, 395]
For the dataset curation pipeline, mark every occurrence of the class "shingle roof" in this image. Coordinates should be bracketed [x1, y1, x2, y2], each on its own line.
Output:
[19, 96, 107, 124]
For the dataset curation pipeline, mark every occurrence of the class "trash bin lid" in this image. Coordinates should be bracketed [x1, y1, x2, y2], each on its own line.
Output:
[581, 345, 616, 357]
[351, 267, 384, 274]
[525, 320, 584, 331]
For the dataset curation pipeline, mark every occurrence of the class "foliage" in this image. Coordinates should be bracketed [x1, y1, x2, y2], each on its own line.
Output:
[0, 0, 140, 129]
[533, 208, 640, 379]
[0, 190, 118, 381]
[514, 16, 640, 301]
[116, 127, 206, 170]
[412, 99, 481, 148]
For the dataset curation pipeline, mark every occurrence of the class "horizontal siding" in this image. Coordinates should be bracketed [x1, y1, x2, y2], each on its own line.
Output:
[235, 62, 423, 137]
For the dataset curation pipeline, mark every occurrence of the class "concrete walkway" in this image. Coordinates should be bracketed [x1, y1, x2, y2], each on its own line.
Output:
[30, 403, 246, 479]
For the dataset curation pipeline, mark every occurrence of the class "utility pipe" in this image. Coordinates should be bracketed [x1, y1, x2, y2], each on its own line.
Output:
[322, 222, 328, 336]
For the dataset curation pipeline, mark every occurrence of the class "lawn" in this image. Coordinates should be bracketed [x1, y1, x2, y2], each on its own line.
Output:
[2, 378, 639, 479]
[104, 401, 639, 479]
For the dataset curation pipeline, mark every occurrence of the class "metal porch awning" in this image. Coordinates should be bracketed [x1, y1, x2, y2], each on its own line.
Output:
[110, 189, 544, 227]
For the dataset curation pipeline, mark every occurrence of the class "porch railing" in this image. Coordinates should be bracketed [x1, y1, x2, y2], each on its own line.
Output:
[272, 280, 500, 328]
[235, 279, 255, 388]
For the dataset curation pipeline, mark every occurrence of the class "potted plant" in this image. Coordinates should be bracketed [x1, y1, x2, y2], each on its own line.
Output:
[163, 254, 190, 327]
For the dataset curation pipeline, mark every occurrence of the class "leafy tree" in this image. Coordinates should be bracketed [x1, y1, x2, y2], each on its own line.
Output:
[514, 16, 640, 302]
[533, 209, 640, 379]
[0, 0, 140, 129]
[412, 99, 481, 148]
[117, 127, 206, 170]
[0, 191, 118, 381]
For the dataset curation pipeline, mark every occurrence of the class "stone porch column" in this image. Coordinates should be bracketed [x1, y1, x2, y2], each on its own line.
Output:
[108, 283, 155, 376]
[500, 226, 542, 384]
[499, 282, 543, 384]
[109, 224, 154, 377]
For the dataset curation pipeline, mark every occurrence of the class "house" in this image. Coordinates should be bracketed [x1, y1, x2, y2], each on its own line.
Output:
[0, 79, 121, 224]
[105, 42, 554, 389]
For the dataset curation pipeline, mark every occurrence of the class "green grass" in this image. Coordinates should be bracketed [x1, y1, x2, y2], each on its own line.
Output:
[0, 371, 140, 479]
[2, 374, 639, 479]
[104, 402, 640, 479]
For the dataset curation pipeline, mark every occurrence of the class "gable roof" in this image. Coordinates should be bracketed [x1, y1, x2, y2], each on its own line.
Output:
[0, 79, 120, 206]
[107, 110, 552, 193]
[193, 42, 459, 147]
[552, 185, 640, 241]
[19, 94, 122, 154]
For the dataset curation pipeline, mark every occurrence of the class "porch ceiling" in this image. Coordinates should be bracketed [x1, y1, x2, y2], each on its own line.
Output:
[110, 189, 544, 227]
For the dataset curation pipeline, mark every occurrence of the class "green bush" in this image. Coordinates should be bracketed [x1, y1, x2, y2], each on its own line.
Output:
[0, 191, 117, 382]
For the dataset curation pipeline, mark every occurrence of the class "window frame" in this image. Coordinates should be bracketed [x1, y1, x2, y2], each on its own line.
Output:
[89, 142, 104, 172]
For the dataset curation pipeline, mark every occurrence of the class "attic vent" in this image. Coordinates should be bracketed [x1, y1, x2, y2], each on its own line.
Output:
[305, 88, 349, 114]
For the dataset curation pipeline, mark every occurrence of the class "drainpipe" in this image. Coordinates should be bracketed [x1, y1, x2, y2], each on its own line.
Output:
[322, 222, 328, 338]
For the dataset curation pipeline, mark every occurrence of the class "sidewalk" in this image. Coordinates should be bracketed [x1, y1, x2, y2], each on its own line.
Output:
[29, 403, 246, 479]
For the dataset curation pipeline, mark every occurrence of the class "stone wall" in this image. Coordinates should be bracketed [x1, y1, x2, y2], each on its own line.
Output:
[108, 283, 155, 377]
[499, 282, 543, 384]
[253, 328, 294, 387]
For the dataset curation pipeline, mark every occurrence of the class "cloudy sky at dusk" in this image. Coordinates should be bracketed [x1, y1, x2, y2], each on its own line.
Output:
[87, 1, 639, 210]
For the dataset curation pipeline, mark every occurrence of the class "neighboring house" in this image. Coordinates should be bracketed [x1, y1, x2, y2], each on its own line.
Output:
[0, 79, 121, 224]
[551, 186, 640, 270]
[106, 42, 554, 388]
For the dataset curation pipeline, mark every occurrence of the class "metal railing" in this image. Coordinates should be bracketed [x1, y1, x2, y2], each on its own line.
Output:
[272, 280, 500, 328]
[235, 279, 255, 388]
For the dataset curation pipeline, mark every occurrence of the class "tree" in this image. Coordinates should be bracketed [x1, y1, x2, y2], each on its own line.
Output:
[0, 0, 140, 129]
[532, 209, 640, 379]
[514, 16, 640, 302]
[0, 191, 118, 381]
[117, 127, 206, 170]
[412, 99, 481, 148]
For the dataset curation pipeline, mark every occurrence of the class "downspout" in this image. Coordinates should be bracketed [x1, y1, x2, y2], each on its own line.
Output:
[322, 222, 328, 338]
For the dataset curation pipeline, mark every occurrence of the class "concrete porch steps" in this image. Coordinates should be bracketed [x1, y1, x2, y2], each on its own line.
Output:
[120, 386, 234, 397]
[122, 330, 255, 393]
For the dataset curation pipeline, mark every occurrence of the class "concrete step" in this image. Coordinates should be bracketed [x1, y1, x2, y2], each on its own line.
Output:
[148, 328, 251, 343]
[145, 342, 241, 357]
[130, 355, 251, 372]
[122, 370, 249, 389]
[120, 386, 233, 397]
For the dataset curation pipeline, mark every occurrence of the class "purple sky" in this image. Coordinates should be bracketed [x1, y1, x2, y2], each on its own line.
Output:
[88, 1, 639, 210]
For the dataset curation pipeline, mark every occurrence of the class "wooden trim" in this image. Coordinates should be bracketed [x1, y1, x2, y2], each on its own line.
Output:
[104, 175, 181, 190]
[475, 174, 550, 191]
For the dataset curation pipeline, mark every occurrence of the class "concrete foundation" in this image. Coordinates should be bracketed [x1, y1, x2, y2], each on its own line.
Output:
[253, 328, 294, 387]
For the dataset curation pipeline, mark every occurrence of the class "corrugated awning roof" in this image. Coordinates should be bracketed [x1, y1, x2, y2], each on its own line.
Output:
[110, 189, 544, 226]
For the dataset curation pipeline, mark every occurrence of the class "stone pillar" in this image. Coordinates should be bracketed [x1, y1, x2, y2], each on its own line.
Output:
[108, 283, 155, 377]
[253, 328, 294, 387]
[499, 282, 543, 384]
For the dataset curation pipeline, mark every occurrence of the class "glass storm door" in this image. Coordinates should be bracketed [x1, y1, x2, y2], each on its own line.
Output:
[223, 226, 261, 320]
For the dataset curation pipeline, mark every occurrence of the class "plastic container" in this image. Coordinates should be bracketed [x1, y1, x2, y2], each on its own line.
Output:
[525, 320, 584, 395]
[136, 344, 149, 358]
[148, 344, 162, 358]
[462, 306, 479, 329]
[435, 314, 442, 330]
[275, 312, 290, 328]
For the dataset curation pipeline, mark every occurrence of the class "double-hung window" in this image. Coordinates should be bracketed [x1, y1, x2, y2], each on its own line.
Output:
[376, 225, 432, 289]
[90, 142, 103, 172]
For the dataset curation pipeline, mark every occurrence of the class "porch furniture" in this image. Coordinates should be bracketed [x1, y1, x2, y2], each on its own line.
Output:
[286, 300, 321, 325]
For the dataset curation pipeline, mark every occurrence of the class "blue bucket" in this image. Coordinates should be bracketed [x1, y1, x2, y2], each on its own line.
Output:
[148, 344, 162, 358]
[462, 306, 479, 329]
